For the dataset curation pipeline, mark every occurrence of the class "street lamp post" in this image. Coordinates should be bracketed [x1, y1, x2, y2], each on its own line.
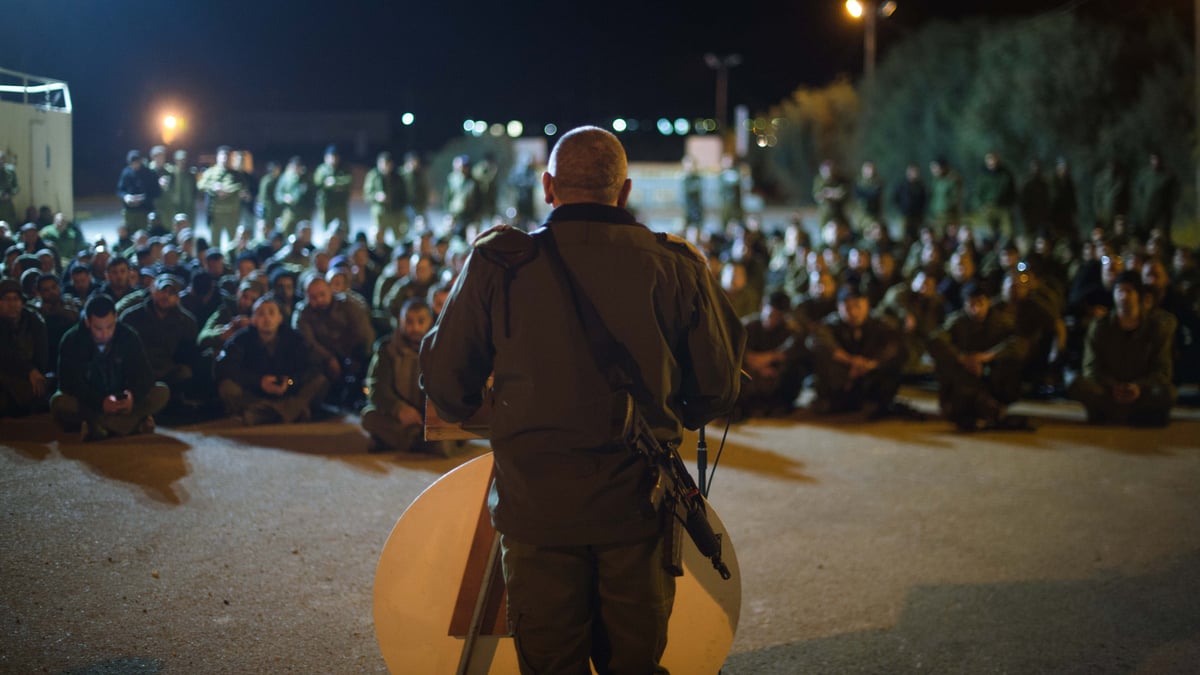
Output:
[705, 53, 742, 134]
[845, 1, 896, 79]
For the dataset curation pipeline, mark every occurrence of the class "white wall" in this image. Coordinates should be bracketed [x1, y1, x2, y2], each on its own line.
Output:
[0, 100, 73, 222]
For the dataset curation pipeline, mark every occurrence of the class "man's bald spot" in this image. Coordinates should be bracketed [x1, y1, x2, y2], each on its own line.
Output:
[546, 126, 628, 204]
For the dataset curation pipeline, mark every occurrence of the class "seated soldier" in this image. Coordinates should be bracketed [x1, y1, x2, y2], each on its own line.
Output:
[199, 279, 261, 355]
[215, 295, 328, 425]
[31, 272, 78, 370]
[877, 269, 944, 377]
[1068, 271, 1176, 426]
[736, 290, 810, 418]
[293, 273, 375, 410]
[0, 279, 51, 416]
[993, 269, 1065, 397]
[807, 285, 909, 418]
[52, 294, 169, 440]
[382, 254, 438, 323]
[360, 298, 449, 454]
[928, 281, 1033, 431]
[795, 270, 839, 323]
[118, 273, 201, 410]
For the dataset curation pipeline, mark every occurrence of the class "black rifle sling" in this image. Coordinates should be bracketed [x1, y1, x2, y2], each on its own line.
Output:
[535, 226, 650, 405]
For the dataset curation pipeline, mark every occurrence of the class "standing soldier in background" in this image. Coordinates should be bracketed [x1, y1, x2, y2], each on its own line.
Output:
[681, 155, 703, 228]
[275, 156, 315, 235]
[445, 154, 480, 238]
[1092, 158, 1129, 233]
[117, 150, 161, 233]
[892, 163, 928, 245]
[314, 145, 353, 237]
[231, 151, 256, 233]
[256, 161, 283, 231]
[1018, 159, 1051, 241]
[0, 150, 18, 225]
[928, 158, 964, 237]
[812, 159, 850, 229]
[165, 149, 198, 224]
[472, 153, 500, 224]
[854, 160, 885, 226]
[198, 146, 244, 249]
[147, 146, 173, 218]
[363, 151, 408, 243]
[508, 154, 539, 230]
[975, 151, 1017, 243]
[1049, 157, 1078, 246]
[1133, 151, 1179, 242]
[719, 153, 744, 227]
[400, 152, 430, 226]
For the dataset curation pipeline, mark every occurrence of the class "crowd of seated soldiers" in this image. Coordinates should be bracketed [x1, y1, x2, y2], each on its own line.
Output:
[702, 201, 1195, 431]
[0, 202, 465, 453]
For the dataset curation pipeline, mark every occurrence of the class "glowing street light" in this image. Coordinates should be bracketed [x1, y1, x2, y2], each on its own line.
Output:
[544, 123, 558, 136]
[657, 118, 674, 135]
[160, 113, 184, 144]
[612, 118, 628, 133]
[673, 118, 690, 135]
[506, 120, 524, 138]
[401, 112, 415, 126]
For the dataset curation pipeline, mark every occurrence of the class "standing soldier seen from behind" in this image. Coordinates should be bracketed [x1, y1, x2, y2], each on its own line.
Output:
[420, 126, 746, 674]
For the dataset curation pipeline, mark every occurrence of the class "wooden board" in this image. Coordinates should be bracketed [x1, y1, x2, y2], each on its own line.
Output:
[373, 453, 741, 674]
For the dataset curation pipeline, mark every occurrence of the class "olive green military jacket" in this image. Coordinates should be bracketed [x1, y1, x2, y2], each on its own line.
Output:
[420, 204, 746, 546]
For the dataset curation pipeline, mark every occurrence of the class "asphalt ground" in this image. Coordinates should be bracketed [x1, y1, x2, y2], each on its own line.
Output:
[3, 389, 1199, 674]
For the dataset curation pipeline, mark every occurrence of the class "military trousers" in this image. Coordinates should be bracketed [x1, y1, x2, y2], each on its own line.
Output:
[50, 384, 170, 436]
[500, 533, 674, 675]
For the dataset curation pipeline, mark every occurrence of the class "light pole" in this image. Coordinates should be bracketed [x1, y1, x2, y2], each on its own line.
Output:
[845, 1, 896, 79]
[705, 53, 742, 134]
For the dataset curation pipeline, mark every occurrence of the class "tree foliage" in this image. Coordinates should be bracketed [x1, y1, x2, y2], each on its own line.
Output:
[758, 11, 1195, 227]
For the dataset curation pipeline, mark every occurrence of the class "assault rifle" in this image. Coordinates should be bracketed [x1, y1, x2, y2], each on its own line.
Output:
[619, 394, 732, 580]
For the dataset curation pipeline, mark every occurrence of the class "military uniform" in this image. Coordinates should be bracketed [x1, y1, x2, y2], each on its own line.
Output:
[1068, 312, 1175, 425]
[117, 163, 162, 232]
[401, 163, 430, 223]
[444, 170, 480, 235]
[361, 333, 442, 453]
[719, 166, 744, 226]
[1133, 166, 1179, 240]
[165, 161, 199, 222]
[0, 304, 49, 416]
[274, 170, 315, 235]
[119, 296, 200, 402]
[215, 323, 327, 423]
[256, 171, 281, 230]
[929, 169, 964, 235]
[807, 314, 905, 413]
[421, 205, 745, 673]
[975, 163, 1017, 241]
[51, 321, 169, 436]
[682, 170, 703, 226]
[363, 166, 408, 241]
[877, 284, 944, 375]
[738, 315, 810, 416]
[1091, 164, 1130, 232]
[0, 162, 20, 225]
[313, 162, 353, 233]
[198, 164, 243, 247]
[928, 307, 1027, 428]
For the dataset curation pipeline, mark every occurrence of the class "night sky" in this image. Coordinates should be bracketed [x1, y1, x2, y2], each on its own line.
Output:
[1, 0, 1151, 188]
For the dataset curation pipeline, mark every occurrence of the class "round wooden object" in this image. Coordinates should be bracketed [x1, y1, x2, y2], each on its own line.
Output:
[374, 453, 740, 674]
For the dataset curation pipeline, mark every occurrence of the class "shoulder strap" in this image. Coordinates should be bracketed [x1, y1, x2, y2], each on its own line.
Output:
[535, 227, 651, 404]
